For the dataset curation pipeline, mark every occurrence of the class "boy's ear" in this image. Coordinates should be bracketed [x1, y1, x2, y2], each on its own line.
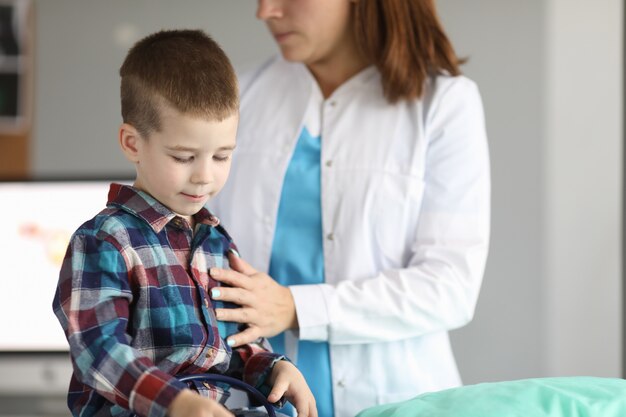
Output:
[119, 123, 142, 163]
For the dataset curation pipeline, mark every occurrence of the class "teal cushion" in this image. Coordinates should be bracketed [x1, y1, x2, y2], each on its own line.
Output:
[356, 377, 626, 417]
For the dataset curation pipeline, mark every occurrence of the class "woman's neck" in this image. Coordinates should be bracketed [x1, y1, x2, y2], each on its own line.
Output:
[307, 49, 369, 98]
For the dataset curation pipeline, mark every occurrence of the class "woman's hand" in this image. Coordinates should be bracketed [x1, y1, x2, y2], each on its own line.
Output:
[210, 252, 298, 347]
[267, 360, 317, 417]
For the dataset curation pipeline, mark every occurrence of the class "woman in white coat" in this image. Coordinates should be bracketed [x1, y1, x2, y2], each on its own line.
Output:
[208, 1, 490, 416]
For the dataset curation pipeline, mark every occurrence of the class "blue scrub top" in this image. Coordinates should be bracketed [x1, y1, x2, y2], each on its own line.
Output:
[268, 126, 334, 417]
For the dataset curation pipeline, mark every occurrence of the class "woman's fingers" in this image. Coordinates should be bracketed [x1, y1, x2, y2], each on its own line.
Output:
[214, 304, 255, 322]
[223, 326, 262, 347]
[210, 255, 298, 339]
[209, 267, 251, 289]
[227, 250, 258, 275]
[211, 286, 255, 307]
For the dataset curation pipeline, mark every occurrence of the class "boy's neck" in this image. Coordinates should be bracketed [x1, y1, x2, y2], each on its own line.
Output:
[183, 215, 195, 230]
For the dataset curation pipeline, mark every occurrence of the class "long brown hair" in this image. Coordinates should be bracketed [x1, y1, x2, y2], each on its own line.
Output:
[353, 0, 464, 103]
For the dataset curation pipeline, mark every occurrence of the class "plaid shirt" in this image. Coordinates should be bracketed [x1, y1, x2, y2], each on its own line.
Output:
[52, 184, 284, 417]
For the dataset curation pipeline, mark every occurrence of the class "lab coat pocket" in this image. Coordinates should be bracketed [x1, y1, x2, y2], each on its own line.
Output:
[374, 173, 424, 266]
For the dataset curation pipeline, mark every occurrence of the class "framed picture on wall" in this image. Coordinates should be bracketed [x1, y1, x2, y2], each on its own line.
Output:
[0, 0, 32, 133]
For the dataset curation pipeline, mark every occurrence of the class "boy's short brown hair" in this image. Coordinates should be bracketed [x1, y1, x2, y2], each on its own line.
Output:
[120, 29, 238, 137]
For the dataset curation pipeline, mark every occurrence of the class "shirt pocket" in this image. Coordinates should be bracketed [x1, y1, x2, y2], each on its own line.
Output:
[373, 172, 425, 266]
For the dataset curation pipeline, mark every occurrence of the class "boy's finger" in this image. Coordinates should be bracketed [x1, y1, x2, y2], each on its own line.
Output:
[295, 404, 309, 417]
[293, 395, 316, 417]
[267, 379, 288, 404]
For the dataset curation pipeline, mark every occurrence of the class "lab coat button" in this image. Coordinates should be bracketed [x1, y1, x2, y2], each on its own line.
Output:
[325, 160, 333, 167]
[326, 233, 334, 241]
[337, 380, 345, 387]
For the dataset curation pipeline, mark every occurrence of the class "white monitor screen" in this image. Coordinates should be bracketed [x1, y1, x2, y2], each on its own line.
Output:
[0, 179, 130, 352]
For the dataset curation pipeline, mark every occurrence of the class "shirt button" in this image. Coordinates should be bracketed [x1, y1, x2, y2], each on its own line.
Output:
[326, 233, 334, 241]
[329, 100, 337, 107]
[325, 160, 333, 167]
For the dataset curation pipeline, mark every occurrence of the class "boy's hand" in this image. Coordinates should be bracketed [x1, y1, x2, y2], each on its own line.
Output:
[168, 389, 234, 417]
[267, 361, 317, 417]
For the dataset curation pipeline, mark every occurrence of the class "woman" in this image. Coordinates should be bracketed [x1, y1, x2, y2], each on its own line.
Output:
[209, 1, 490, 416]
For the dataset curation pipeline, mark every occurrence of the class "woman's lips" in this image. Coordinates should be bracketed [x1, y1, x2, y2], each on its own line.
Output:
[273, 31, 293, 43]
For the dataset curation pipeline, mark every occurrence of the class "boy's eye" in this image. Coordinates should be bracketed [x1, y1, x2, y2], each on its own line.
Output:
[172, 155, 194, 163]
[213, 154, 231, 162]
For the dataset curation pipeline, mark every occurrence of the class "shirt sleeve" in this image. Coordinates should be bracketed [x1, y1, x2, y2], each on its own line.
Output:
[291, 77, 491, 344]
[224, 339, 288, 407]
[52, 232, 186, 417]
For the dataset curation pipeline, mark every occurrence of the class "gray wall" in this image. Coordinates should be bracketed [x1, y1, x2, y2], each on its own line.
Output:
[33, 0, 277, 177]
[543, 0, 622, 377]
[2, 0, 622, 415]
[439, 0, 548, 382]
[442, 0, 623, 383]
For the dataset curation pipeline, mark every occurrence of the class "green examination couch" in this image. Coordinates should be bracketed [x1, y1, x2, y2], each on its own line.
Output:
[356, 377, 626, 417]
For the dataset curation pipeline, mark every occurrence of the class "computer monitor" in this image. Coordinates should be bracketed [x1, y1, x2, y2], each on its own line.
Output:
[0, 179, 130, 352]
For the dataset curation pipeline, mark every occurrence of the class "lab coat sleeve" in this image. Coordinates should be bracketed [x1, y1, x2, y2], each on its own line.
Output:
[291, 78, 491, 344]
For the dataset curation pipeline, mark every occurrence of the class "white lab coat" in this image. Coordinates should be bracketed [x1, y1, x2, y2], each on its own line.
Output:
[210, 56, 490, 417]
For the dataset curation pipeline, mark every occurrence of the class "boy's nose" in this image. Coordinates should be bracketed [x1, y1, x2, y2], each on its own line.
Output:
[256, 0, 283, 20]
[191, 163, 213, 185]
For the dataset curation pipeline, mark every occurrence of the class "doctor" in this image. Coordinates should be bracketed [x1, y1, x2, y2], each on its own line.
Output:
[209, 0, 490, 416]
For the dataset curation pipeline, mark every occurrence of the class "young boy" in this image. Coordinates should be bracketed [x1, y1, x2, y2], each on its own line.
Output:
[52, 30, 316, 417]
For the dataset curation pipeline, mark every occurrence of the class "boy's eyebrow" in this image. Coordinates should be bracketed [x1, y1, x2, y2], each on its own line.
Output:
[166, 144, 236, 152]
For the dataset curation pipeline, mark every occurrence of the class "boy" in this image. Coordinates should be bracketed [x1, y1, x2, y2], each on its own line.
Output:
[52, 29, 316, 417]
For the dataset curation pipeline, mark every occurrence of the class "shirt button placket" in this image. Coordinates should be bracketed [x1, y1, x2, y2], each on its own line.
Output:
[206, 347, 215, 359]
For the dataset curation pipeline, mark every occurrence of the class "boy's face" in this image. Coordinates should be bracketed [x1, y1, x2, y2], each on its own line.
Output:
[122, 106, 238, 222]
